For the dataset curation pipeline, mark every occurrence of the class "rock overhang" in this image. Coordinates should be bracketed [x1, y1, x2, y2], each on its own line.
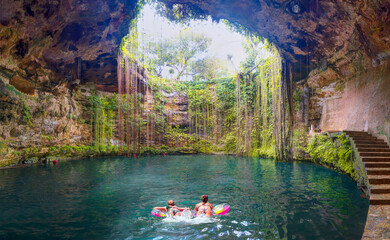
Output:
[0, 0, 389, 90]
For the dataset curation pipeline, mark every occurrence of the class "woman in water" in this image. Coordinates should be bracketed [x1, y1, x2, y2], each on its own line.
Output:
[194, 194, 214, 217]
[153, 200, 190, 217]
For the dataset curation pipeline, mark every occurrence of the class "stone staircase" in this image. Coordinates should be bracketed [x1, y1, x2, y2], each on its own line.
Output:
[344, 131, 390, 205]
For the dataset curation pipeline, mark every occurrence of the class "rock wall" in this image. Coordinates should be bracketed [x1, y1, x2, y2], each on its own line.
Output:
[142, 87, 189, 146]
[0, 75, 91, 167]
[317, 62, 390, 141]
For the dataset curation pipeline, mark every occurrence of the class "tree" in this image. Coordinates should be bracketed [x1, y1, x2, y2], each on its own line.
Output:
[142, 30, 211, 80]
[143, 39, 175, 78]
[169, 30, 211, 80]
[190, 56, 230, 81]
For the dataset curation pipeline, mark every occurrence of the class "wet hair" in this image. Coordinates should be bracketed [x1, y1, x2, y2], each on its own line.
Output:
[201, 194, 208, 203]
[167, 200, 175, 206]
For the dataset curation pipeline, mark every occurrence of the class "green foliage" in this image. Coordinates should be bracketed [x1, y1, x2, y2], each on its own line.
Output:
[41, 134, 53, 142]
[49, 146, 58, 152]
[191, 57, 230, 81]
[23, 147, 39, 155]
[21, 101, 32, 126]
[87, 93, 119, 152]
[251, 145, 275, 158]
[148, 75, 174, 93]
[154, 2, 209, 24]
[160, 145, 169, 150]
[0, 141, 8, 155]
[66, 114, 76, 120]
[336, 134, 354, 176]
[5, 84, 22, 97]
[193, 139, 212, 153]
[47, 144, 118, 156]
[222, 132, 237, 153]
[214, 77, 236, 110]
[307, 133, 355, 177]
[76, 118, 86, 125]
[165, 125, 194, 147]
[13, 151, 22, 157]
[307, 134, 337, 164]
[293, 127, 308, 160]
[139, 29, 211, 81]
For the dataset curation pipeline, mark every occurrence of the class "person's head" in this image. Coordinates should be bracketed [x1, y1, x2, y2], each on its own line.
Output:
[201, 194, 208, 203]
[167, 200, 175, 206]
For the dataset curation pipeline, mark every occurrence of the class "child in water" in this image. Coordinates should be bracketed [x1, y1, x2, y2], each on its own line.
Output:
[153, 200, 190, 217]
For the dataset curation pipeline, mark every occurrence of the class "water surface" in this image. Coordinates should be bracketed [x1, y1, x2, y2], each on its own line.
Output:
[0, 155, 368, 239]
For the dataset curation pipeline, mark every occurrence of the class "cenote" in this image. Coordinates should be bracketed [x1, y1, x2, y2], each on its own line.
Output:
[0, 155, 368, 239]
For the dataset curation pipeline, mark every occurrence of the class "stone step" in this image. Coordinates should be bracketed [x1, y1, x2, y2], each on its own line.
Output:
[366, 168, 390, 175]
[358, 148, 390, 152]
[353, 136, 384, 140]
[368, 175, 390, 184]
[350, 135, 377, 139]
[365, 162, 390, 167]
[356, 144, 390, 148]
[360, 152, 390, 157]
[362, 157, 390, 162]
[371, 184, 390, 194]
[354, 138, 384, 142]
[354, 140, 385, 144]
[370, 193, 390, 205]
[355, 142, 389, 148]
[346, 135, 373, 138]
[343, 131, 370, 135]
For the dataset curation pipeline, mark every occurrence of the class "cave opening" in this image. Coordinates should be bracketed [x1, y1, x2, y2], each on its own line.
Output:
[82, 1, 294, 159]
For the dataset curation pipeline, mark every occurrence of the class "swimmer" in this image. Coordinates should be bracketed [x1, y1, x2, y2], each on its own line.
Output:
[153, 200, 190, 217]
[195, 194, 214, 217]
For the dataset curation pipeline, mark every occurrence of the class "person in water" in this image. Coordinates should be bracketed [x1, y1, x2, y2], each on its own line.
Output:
[153, 200, 190, 217]
[195, 194, 214, 217]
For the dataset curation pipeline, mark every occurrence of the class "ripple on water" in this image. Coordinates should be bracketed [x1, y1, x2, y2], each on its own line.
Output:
[162, 214, 220, 225]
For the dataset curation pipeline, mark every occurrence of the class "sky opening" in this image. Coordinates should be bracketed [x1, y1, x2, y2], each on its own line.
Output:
[136, 3, 249, 77]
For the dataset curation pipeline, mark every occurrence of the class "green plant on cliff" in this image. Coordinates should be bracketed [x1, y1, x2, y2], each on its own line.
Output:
[88, 93, 119, 152]
[21, 101, 32, 126]
[293, 127, 309, 160]
[0, 141, 8, 155]
[40, 134, 52, 142]
[307, 133, 355, 177]
[336, 134, 354, 175]
[13, 151, 22, 157]
[164, 125, 193, 147]
[5, 84, 22, 97]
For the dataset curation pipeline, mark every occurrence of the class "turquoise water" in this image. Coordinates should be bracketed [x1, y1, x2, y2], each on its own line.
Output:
[0, 155, 368, 239]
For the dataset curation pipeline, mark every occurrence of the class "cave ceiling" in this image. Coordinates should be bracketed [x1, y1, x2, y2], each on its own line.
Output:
[0, 0, 389, 92]
[160, 0, 390, 82]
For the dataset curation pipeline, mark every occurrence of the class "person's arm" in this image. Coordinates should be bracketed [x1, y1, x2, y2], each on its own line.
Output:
[209, 203, 214, 210]
[194, 203, 199, 211]
[153, 207, 167, 212]
[177, 207, 190, 211]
